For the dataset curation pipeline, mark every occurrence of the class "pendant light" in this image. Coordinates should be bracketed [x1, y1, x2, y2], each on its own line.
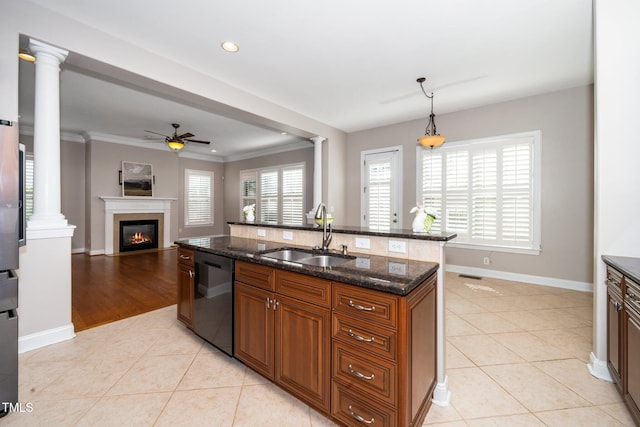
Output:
[417, 77, 446, 148]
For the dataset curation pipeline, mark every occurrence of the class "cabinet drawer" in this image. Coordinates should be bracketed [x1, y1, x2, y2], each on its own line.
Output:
[333, 341, 396, 405]
[276, 269, 331, 307]
[235, 260, 275, 291]
[607, 267, 623, 291]
[332, 381, 396, 427]
[333, 283, 398, 329]
[177, 248, 194, 266]
[333, 314, 396, 361]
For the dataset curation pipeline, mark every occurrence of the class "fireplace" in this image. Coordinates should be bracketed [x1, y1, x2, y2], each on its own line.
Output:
[119, 219, 159, 253]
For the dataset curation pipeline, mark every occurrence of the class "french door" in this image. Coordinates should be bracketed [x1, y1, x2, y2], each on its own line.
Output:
[361, 148, 401, 230]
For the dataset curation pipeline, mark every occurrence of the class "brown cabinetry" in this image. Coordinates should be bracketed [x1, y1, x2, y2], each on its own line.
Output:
[607, 266, 624, 390]
[625, 277, 640, 423]
[331, 274, 437, 427]
[177, 248, 194, 328]
[234, 262, 331, 413]
[233, 259, 437, 426]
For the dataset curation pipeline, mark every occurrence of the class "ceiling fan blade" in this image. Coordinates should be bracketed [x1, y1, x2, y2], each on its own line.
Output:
[177, 132, 194, 139]
[184, 139, 210, 144]
[144, 129, 170, 137]
[380, 75, 488, 104]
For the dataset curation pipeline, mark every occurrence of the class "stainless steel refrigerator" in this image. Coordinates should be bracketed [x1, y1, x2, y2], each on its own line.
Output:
[0, 120, 23, 418]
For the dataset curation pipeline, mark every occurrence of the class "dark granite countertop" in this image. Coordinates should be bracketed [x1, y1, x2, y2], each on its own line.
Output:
[227, 221, 457, 242]
[603, 255, 640, 284]
[175, 236, 439, 296]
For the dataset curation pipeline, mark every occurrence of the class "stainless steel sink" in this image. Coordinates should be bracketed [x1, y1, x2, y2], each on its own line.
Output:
[296, 255, 350, 267]
[260, 249, 314, 262]
[260, 249, 352, 267]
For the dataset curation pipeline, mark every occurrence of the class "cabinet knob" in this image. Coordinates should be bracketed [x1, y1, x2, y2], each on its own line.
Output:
[188, 270, 194, 278]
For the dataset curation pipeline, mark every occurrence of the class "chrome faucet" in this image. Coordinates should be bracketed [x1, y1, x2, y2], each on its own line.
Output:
[314, 203, 332, 251]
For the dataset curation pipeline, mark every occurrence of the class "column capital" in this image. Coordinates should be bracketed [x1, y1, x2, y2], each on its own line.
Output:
[29, 39, 69, 64]
[310, 136, 326, 145]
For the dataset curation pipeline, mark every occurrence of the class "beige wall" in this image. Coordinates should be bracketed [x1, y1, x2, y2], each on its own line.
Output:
[19, 134, 86, 251]
[86, 140, 181, 253]
[223, 147, 314, 229]
[346, 85, 594, 283]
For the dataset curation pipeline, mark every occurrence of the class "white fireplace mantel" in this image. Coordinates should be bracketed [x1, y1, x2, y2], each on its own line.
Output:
[100, 196, 176, 255]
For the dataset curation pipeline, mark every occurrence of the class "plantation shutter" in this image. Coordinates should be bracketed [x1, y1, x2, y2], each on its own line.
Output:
[185, 169, 213, 226]
[25, 154, 34, 218]
[366, 157, 392, 231]
[418, 131, 539, 252]
[282, 165, 304, 225]
[501, 142, 533, 245]
[240, 171, 257, 219]
[260, 170, 278, 224]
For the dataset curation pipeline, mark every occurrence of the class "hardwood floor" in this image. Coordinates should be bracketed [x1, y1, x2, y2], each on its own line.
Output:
[71, 248, 177, 331]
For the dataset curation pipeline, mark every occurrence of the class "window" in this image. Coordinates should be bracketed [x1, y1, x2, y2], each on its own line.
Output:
[361, 147, 402, 231]
[417, 131, 541, 254]
[240, 163, 305, 225]
[185, 169, 213, 226]
[25, 154, 34, 219]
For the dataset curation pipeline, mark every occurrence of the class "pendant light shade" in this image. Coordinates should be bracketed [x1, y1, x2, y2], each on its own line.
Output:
[416, 77, 446, 148]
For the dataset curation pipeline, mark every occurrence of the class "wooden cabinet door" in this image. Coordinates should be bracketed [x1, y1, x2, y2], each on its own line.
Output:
[177, 262, 194, 328]
[607, 290, 622, 387]
[275, 294, 331, 413]
[627, 311, 640, 417]
[234, 281, 275, 380]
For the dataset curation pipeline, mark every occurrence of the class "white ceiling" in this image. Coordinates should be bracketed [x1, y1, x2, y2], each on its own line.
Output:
[18, 0, 593, 160]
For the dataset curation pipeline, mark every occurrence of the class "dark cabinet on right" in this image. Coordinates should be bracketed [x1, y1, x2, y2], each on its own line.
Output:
[605, 261, 640, 425]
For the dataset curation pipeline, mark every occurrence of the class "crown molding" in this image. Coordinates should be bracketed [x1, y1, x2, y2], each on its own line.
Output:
[19, 125, 86, 143]
[223, 141, 312, 162]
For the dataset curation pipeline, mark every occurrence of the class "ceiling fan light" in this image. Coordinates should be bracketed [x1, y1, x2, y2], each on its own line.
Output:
[418, 134, 446, 148]
[167, 140, 184, 152]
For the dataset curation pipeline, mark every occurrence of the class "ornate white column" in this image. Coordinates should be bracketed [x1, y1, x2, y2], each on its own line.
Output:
[27, 39, 69, 229]
[310, 136, 326, 210]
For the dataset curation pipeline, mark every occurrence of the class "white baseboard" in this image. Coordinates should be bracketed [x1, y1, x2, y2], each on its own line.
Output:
[432, 376, 451, 407]
[87, 249, 105, 256]
[446, 264, 593, 292]
[587, 352, 613, 382]
[19, 323, 76, 354]
[72, 247, 85, 254]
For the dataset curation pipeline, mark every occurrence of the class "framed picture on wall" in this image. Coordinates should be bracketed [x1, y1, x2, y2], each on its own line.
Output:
[121, 161, 153, 197]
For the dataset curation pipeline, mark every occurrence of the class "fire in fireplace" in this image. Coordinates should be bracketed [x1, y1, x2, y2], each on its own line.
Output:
[119, 219, 159, 253]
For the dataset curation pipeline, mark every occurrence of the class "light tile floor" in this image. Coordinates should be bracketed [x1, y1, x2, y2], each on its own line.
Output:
[2, 273, 636, 426]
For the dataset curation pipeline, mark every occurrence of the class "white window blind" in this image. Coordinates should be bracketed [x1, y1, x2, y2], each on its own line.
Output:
[241, 171, 257, 212]
[260, 170, 279, 224]
[25, 154, 34, 219]
[418, 131, 540, 253]
[282, 166, 304, 225]
[242, 163, 305, 225]
[366, 158, 392, 231]
[185, 169, 213, 226]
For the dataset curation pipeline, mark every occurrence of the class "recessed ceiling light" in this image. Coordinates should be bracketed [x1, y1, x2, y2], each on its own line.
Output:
[281, 132, 288, 135]
[221, 41, 239, 53]
[211, 149, 217, 153]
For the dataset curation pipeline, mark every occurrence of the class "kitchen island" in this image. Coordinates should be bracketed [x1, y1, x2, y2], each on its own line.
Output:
[175, 223, 456, 426]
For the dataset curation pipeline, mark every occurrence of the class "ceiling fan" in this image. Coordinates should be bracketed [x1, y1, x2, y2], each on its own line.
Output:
[144, 123, 210, 152]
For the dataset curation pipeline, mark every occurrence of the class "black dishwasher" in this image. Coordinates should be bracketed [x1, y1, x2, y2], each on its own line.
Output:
[194, 251, 234, 356]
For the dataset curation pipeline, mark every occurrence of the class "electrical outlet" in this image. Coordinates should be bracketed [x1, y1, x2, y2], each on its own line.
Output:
[283, 231, 293, 240]
[483, 257, 491, 265]
[257, 229, 266, 237]
[388, 240, 407, 253]
[257, 243, 266, 251]
[355, 258, 371, 269]
[355, 237, 371, 249]
[388, 262, 407, 275]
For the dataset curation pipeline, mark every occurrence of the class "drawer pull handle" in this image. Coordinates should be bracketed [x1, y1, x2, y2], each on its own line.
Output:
[179, 254, 191, 260]
[348, 329, 375, 343]
[610, 299, 621, 312]
[348, 405, 375, 425]
[348, 364, 375, 381]
[348, 300, 376, 312]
